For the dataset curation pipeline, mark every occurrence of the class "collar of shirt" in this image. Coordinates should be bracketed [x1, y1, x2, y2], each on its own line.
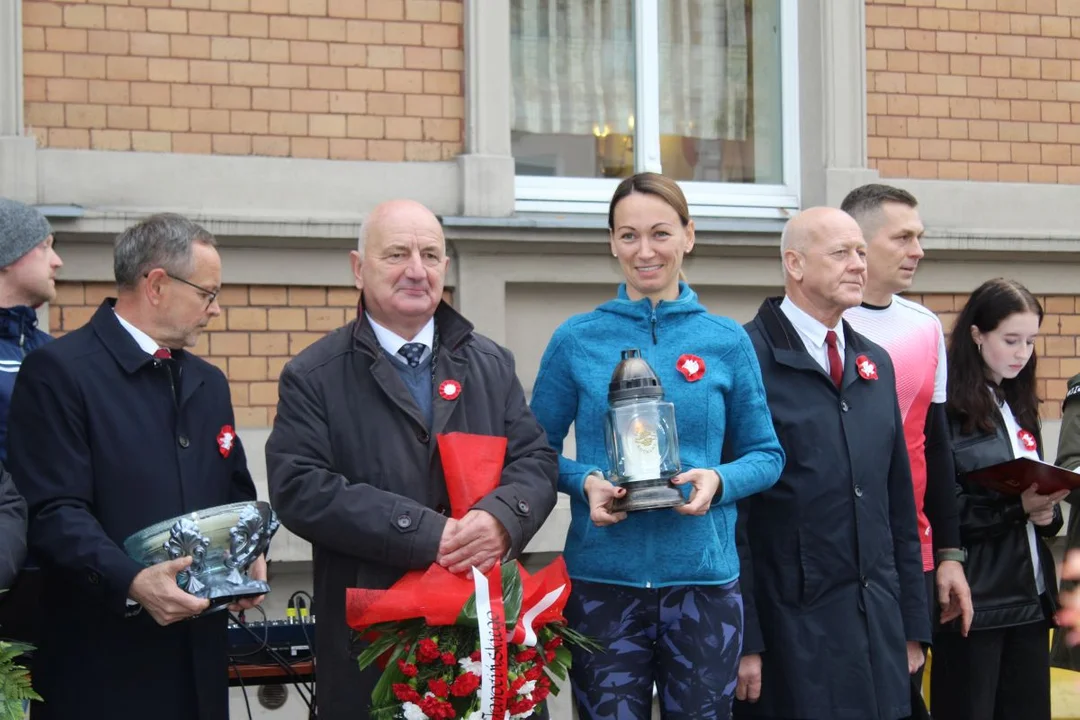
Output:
[113, 310, 168, 357]
[366, 313, 435, 366]
[780, 295, 845, 355]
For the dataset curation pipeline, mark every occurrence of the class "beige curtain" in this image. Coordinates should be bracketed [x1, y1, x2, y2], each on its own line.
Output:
[510, 0, 750, 142]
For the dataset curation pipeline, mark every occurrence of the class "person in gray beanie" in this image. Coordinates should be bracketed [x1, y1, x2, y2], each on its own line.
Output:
[0, 198, 62, 464]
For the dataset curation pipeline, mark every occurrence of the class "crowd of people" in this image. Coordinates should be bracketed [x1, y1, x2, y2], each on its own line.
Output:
[1, 174, 1080, 720]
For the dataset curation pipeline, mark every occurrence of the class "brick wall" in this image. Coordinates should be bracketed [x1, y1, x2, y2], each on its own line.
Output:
[21, 0, 464, 161]
[49, 283, 1080, 425]
[867, 0, 1080, 183]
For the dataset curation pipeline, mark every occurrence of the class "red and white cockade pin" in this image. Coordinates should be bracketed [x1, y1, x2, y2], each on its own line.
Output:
[856, 355, 878, 381]
[676, 354, 706, 382]
[217, 424, 236, 458]
[1018, 429, 1037, 452]
[438, 379, 462, 401]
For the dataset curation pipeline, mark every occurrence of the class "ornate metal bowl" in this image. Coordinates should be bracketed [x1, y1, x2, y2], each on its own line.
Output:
[123, 501, 280, 614]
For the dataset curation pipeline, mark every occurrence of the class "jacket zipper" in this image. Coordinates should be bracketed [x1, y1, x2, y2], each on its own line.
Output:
[18, 332, 25, 358]
[650, 311, 658, 344]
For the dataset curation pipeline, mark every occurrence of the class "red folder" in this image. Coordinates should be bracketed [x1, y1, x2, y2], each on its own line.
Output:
[965, 457, 1080, 495]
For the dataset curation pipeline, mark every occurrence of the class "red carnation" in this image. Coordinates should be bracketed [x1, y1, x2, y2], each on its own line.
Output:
[509, 698, 535, 716]
[392, 683, 421, 703]
[427, 678, 450, 698]
[397, 660, 419, 678]
[441, 652, 457, 666]
[534, 684, 551, 703]
[525, 665, 543, 681]
[544, 650, 556, 663]
[545, 636, 563, 651]
[515, 648, 538, 663]
[419, 695, 457, 720]
[470, 650, 481, 661]
[450, 672, 480, 697]
[417, 638, 441, 664]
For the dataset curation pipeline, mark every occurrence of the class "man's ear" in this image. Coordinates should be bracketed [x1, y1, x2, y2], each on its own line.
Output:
[782, 249, 803, 281]
[349, 250, 363, 291]
[144, 267, 168, 306]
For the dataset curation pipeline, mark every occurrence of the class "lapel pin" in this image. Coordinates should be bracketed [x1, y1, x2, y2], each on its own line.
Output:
[676, 354, 705, 382]
[855, 355, 878, 381]
[438, 379, 462, 401]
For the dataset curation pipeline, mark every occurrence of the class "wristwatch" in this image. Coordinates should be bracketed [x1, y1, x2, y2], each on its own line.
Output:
[936, 548, 967, 566]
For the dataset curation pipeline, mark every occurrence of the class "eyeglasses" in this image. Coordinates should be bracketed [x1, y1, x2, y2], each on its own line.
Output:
[144, 272, 220, 310]
[168, 274, 220, 310]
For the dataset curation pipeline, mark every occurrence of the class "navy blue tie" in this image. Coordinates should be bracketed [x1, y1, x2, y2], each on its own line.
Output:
[398, 343, 426, 368]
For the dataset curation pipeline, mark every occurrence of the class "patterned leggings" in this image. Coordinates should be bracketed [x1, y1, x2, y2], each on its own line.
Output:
[564, 579, 743, 720]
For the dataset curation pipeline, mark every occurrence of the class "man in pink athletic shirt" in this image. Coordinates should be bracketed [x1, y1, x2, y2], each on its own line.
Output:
[842, 184, 973, 679]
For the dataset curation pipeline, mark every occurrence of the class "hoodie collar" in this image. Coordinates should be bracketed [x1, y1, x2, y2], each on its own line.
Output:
[0, 306, 40, 340]
[597, 281, 706, 320]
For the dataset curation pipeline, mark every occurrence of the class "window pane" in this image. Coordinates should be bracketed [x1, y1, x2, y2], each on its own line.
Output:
[511, 0, 636, 179]
[658, 0, 783, 184]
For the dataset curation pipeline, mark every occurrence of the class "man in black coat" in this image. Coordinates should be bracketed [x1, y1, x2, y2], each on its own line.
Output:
[7, 214, 261, 720]
[734, 207, 930, 720]
[266, 199, 559, 719]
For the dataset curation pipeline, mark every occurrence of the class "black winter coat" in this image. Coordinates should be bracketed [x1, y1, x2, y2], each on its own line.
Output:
[265, 301, 558, 720]
[7, 300, 255, 720]
[735, 298, 930, 720]
[944, 409, 1060, 632]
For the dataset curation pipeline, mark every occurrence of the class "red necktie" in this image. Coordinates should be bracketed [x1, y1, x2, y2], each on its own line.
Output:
[825, 330, 842, 389]
[153, 348, 172, 359]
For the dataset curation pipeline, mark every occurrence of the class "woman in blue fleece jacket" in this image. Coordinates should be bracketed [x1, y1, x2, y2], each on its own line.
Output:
[530, 172, 784, 719]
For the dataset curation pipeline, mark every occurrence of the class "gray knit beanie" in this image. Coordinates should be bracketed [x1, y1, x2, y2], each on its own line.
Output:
[0, 198, 52, 269]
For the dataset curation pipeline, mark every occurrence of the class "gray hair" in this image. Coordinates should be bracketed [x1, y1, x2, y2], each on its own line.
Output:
[114, 213, 216, 290]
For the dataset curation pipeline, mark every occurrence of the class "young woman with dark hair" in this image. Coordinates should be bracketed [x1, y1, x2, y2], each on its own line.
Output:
[930, 278, 1065, 720]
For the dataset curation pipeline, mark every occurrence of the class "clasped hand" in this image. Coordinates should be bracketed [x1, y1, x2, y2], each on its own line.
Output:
[1021, 484, 1068, 526]
[437, 510, 509, 576]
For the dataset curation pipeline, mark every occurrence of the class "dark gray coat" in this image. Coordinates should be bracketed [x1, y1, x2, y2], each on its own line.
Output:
[735, 298, 930, 720]
[265, 301, 558, 720]
[0, 461, 26, 590]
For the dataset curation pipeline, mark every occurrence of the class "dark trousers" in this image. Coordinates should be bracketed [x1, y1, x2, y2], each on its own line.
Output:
[564, 578, 743, 720]
[912, 570, 934, 691]
[930, 620, 1050, 720]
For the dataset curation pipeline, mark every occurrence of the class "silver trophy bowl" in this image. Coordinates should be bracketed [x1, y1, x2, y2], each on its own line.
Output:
[123, 501, 280, 615]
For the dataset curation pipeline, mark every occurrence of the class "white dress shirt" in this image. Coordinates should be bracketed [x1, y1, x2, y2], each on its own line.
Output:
[367, 313, 435, 366]
[114, 310, 168, 356]
[779, 296, 845, 374]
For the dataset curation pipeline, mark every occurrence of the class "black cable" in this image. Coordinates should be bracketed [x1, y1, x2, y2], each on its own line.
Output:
[229, 657, 253, 720]
[227, 605, 271, 659]
[288, 589, 318, 718]
[228, 611, 314, 709]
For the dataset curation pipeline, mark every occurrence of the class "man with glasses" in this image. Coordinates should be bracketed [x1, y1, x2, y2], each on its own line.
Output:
[7, 213, 261, 720]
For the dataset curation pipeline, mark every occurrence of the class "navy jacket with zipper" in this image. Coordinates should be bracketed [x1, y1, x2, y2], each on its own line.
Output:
[0, 306, 51, 464]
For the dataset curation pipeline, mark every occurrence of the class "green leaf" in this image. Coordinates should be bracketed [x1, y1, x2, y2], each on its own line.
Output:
[499, 563, 523, 627]
[545, 659, 567, 681]
[555, 645, 572, 667]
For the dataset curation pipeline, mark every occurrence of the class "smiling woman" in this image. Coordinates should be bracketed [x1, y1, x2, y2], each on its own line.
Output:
[529, 171, 785, 719]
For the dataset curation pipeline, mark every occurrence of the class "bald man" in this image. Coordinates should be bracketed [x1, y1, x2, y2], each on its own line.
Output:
[265, 200, 558, 719]
[734, 208, 930, 720]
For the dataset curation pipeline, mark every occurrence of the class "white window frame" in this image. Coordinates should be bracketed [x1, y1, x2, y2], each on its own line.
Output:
[514, 0, 800, 219]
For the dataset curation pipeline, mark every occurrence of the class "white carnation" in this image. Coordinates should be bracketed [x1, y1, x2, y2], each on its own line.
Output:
[517, 680, 536, 696]
[458, 657, 483, 676]
[402, 702, 428, 720]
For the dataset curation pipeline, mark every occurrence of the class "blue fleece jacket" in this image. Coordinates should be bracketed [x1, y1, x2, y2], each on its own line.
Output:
[0, 306, 52, 464]
[530, 283, 784, 588]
